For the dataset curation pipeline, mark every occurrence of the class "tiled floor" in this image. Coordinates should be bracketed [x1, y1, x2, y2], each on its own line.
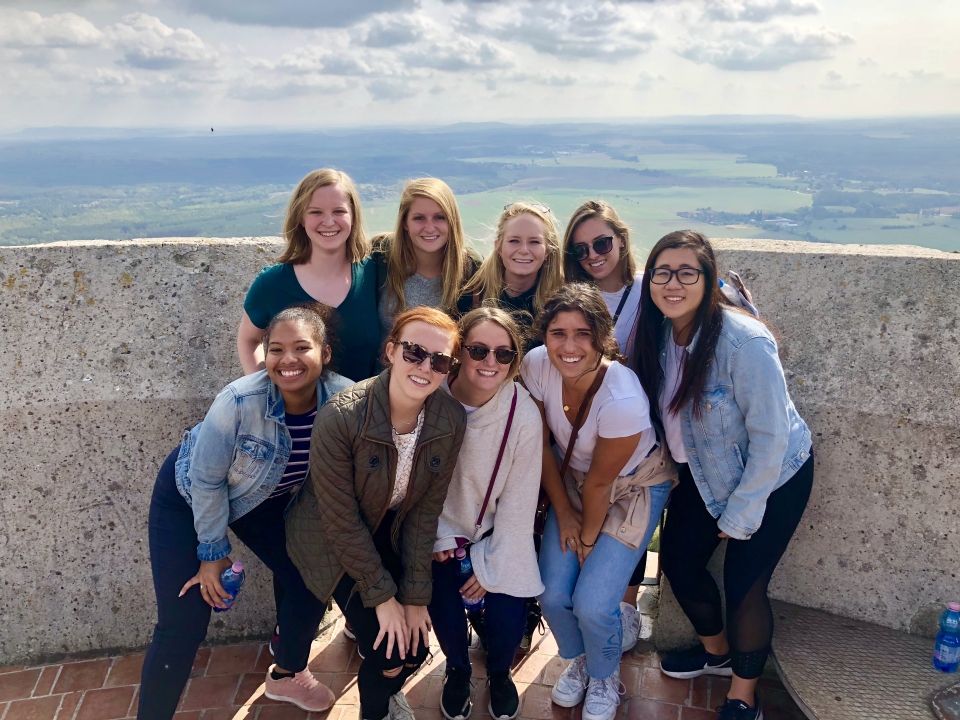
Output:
[0, 616, 805, 720]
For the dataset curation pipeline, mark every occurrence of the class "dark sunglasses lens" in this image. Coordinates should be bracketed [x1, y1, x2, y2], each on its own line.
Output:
[430, 354, 453, 374]
[594, 236, 614, 255]
[466, 345, 490, 361]
[570, 244, 590, 261]
[494, 349, 517, 365]
[401, 342, 427, 365]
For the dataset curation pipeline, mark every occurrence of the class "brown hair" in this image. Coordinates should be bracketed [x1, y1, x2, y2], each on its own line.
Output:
[456, 306, 525, 380]
[278, 168, 367, 265]
[561, 200, 636, 287]
[536, 283, 620, 361]
[386, 178, 470, 312]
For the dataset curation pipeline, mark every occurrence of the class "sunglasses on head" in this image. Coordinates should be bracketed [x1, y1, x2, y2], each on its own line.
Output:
[463, 344, 518, 365]
[398, 340, 458, 374]
[568, 235, 614, 262]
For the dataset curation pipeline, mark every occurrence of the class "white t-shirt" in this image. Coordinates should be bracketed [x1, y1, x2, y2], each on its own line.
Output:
[600, 272, 643, 356]
[520, 346, 656, 475]
[660, 335, 688, 464]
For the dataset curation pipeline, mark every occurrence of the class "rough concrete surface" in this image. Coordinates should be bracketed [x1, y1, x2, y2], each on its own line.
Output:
[1, 238, 959, 664]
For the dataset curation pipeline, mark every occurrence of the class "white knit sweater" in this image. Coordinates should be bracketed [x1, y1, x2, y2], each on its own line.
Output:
[435, 380, 545, 598]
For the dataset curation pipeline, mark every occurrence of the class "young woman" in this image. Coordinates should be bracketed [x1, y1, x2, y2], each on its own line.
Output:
[562, 201, 640, 359]
[457, 202, 564, 342]
[374, 178, 479, 335]
[633, 230, 814, 720]
[238, 168, 381, 380]
[139, 305, 352, 719]
[285, 307, 468, 720]
[430, 307, 544, 720]
[520, 284, 676, 720]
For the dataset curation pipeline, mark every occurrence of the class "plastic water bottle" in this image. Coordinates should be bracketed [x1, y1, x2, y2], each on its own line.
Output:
[454, 547, 484, 611]
[213, 560, 246, 613]
[933, 601, 960, 672]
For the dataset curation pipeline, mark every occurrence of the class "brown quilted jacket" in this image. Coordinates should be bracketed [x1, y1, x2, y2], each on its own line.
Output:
[285, 369, 466, 607]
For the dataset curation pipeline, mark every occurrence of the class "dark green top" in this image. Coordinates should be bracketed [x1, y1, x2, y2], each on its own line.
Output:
[243, 259, 381, 380]
[456, 285, 541, 351]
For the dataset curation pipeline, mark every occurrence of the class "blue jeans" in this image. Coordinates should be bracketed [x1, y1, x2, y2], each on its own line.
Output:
[429, 555, 527, 675]
[538, 480, 672, 679]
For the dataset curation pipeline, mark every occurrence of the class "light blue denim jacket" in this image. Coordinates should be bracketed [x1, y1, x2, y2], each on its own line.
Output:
[175, 369, 353, 561]
[663, 310, 812, 540]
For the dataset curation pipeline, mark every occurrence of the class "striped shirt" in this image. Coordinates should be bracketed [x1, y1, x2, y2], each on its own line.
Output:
[269, 406, 317, 498]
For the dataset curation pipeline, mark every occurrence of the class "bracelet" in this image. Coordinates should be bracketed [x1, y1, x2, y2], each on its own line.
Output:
[579, 536, 596, 548]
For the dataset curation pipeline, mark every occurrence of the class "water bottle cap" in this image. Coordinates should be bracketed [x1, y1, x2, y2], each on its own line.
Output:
[454, 548, 466, 560]
[232, 560, 244, 573]
[948, 602, 960, 612]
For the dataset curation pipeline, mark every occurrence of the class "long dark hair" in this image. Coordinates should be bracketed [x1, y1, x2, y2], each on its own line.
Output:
[633, 230, 732, 421]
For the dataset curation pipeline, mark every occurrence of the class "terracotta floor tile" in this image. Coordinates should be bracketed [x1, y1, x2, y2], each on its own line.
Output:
[208, 645, 263, 677]
[173, 711, 203, 719]
[4, 695, 63, 720]
[54, 691, 83, 719]
[234, 671, 275, 706]
[255, 645, 274, 673]
[620, 664, 643, 696]
[403, 674, 441, 709]
[75, 686, 137, 720]
[637, 668, 690, 705]
[308, 642, 357, 674]
[53, 659, 111, 694]
[679, 707, 715, 720]
[688, 677, 711, 709]
[0, 665, 26, 674]
[181, 675, 242, 711]
[106, 653, 145, 688]
[625, 697, 680, 720]
[32, 665, 60, 697]
[199, 707, 250, 720]
[259, 704, 313, 719]
[192, 648, 212, 678]
[516, 682, 556, 720]
[0, 668, 42, 701]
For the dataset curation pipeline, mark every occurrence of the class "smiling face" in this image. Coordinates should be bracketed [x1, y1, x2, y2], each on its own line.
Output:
[385, 320, 456, 405]
[405, 196, 450, 259]
[649, 247, 706, 332]
[264, 319, 329, 402]
[544, 310, 601, 380]
[572, 216, 624, 290]
[300, 184, 352, 256]
[458, 320, 515, 398]
[498, 212, 547, 287]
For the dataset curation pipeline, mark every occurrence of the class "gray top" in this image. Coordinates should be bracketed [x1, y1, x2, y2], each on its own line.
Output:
[378, 273, 443, 335]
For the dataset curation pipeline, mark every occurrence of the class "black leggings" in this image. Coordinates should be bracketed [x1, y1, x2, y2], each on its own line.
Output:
[332, 511, 429, 720]
[660, 456, 814, 679]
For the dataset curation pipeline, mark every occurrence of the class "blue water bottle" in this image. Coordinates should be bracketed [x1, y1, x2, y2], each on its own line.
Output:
[933, 601, 960, 672]
[213, 560, 246, 613]
[454, 547, 484, 611]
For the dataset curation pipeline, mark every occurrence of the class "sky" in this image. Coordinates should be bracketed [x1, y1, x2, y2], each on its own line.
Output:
[0, 0, 958, 132]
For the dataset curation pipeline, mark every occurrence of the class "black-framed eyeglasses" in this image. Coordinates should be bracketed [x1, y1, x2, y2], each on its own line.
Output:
[463, 344, 518, 365]
[649, 267, 703, 285]
[398, 340, 458, 374]
[568, 235, 614, 262]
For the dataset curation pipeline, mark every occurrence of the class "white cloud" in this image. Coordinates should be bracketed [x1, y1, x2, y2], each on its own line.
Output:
[228, 75, 351, 100]
[177, 0, 418, 28]
[679, 25, 852, 71]
[357, 14, 428, 47]
[106, 13, 218, 70]
[0, 9, 104, 48]
[820, 69, 857, 90]
[401, 37, 512, 71]
[704, 0, 820, 23]
[366, 77, 416, 100]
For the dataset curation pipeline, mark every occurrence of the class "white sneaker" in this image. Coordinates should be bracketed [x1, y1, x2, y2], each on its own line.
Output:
[388, 692, 417, 720]
[620, 602, 640, 653]
[551, 654, 588, 707]
[582, 670, 624, 720]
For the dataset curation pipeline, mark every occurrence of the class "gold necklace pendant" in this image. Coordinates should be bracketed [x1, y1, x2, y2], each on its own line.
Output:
[563, 404, 570, 412]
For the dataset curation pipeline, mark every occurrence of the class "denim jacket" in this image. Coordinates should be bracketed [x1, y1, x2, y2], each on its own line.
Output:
[175, 369, 353, 561]
[663, 310, 811, 540]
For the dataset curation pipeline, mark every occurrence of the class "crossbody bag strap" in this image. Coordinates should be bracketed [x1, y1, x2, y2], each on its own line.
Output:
[473, 384, 518, 538]
[558, 363, 608, 481]
[611, 282, 634, 325]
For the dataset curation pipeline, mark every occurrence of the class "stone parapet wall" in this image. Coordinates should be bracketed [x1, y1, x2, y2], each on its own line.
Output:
[1, 238, 957, 664]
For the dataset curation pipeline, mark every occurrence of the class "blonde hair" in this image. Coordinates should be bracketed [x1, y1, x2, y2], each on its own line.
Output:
[456, 306, 525, 381]
[279, 168, 368, 265]
[460, 202, 564, 316]
[561, 199, 636, 287]
[386, 178, 469, 312]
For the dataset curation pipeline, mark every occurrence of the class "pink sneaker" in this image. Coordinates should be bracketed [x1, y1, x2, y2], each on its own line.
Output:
[264, 667, 335, 712]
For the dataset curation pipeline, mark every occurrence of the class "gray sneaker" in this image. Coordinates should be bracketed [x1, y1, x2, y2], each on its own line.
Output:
[582, 670, 624, 720]
[551, 654, 588, 707]
[620, 602, 640, 653]
[389, 692, 417, 720]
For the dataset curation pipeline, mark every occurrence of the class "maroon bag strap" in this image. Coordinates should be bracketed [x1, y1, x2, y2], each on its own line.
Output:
[558, 364, 608, 482]
[473, 384, 518, 538]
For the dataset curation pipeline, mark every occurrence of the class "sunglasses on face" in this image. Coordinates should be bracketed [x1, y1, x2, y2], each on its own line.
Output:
[568, 235, 614, 262]
[398, 340, 458, 374]
[463, 344, 518, 365]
